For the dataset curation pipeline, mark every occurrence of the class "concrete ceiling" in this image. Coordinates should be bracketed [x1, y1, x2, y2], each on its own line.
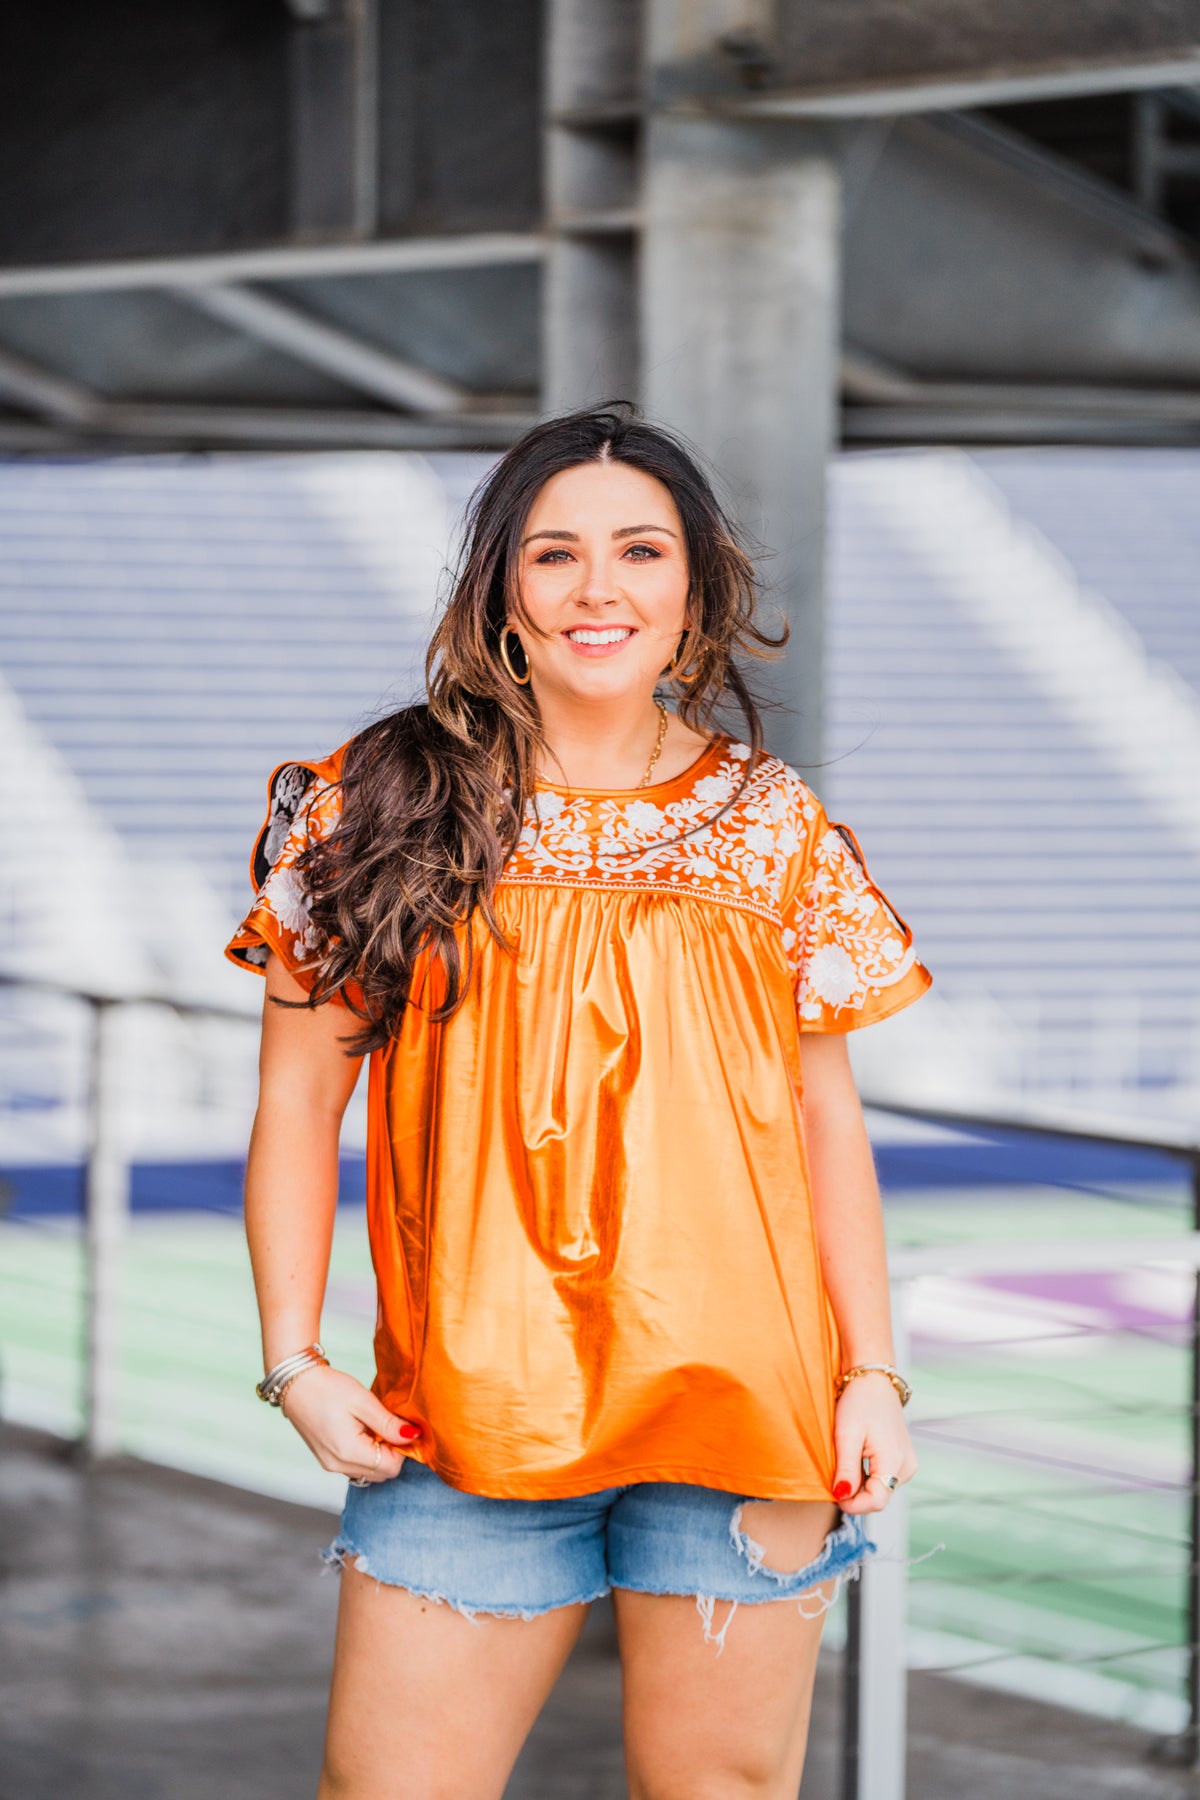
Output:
[1, 0, 1199, 453]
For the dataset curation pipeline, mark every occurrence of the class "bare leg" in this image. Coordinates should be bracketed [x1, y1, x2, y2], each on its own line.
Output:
[616, 1500, 839, 1800]
[319, 1564, 587, 1800]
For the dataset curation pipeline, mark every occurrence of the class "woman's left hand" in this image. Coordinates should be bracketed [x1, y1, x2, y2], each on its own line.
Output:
[831, 1373, 918, 1514]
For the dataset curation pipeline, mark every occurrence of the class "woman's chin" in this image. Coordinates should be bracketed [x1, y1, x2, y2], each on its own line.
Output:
[533, 663, 660, 706]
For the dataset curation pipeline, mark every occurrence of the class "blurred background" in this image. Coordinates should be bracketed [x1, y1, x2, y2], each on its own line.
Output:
[2, 4, 1200, 1798]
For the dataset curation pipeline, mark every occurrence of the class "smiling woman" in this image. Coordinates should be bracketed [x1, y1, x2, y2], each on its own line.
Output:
[224, 403, 930, 1800]
[510, 460, 706, 786]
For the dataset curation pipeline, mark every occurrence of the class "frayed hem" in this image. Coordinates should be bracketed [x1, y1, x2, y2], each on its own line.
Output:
[321, 1541, 608, 1621]
[697, 1593, 739, 1653]
[613, 1557, 865, 1655]
[694, 1569, 853, 1655]
[873, 1539, 945, 1571]
[610, 1561, 865, 1610]
[728, 1501, 874, 1591]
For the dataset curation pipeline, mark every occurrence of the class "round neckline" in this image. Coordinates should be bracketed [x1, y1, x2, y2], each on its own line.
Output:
[534, 732, 728, 800]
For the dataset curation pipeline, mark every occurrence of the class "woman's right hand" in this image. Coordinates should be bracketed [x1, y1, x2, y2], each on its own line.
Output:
[279, 1365, 420, 1483]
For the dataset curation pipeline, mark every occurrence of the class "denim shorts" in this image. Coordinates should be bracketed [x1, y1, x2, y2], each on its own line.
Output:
[325, 1462, 874, 1651]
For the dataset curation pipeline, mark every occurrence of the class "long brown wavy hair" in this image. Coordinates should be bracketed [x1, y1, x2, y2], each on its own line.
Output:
[297, 403, 785, 1051]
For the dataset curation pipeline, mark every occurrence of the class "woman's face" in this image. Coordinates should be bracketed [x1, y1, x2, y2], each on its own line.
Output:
[510, 460, 690, 707]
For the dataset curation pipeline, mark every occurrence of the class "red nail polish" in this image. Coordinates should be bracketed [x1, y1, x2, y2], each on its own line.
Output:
[833, 1480, 852, 1500]
[399, 1423, 422, 1440]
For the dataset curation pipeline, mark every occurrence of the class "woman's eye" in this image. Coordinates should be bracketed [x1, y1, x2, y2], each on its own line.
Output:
[623, 543, 661, 560]
[535, 548, 574, 564]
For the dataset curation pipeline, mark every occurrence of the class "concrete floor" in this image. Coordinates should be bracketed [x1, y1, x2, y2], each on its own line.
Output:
[1, 1424, 1196, 1800]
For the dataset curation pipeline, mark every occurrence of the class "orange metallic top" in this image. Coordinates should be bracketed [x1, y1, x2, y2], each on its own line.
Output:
[227, 734, 930, 1500]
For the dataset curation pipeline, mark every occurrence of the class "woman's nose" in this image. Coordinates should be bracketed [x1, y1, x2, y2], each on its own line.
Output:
[573, 558, 620, 608]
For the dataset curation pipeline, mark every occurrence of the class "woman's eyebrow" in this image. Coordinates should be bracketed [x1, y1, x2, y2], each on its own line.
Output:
[521, 523, 678, 546]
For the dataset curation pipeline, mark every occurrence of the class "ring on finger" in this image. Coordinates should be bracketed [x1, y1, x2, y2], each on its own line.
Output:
[882, 1474, 899, 1492]
[350, 1443, 383, 1490]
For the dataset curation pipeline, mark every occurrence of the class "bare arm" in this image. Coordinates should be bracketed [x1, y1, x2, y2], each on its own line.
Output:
[800, 1031, 917, 1512]
[245, 953, 417, 1482]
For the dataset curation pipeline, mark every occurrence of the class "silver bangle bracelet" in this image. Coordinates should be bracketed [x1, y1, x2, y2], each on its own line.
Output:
[256, 1342, 328, 1407]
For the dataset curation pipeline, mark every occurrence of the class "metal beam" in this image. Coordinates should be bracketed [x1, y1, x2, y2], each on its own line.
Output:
[0, 344, 103, 426]
[845, 376, 1200, 422]
[843, 114, 1200, 388]
[0, 400, 535, 453]
[841, 402, 1200, 447]
[2, 382, 1198, 455]
[839, 363, 1200, 444]
[175, 281, 468, 414]
[725, 52, 1200, 119]
[839, 348, 921, 404]
[839, 351, 1200, 429]
[0, 232, 544, 300]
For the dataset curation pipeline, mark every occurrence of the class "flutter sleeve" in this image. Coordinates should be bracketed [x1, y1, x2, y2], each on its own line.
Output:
[779, 788, 931, 1032]
[224, 749, 345, 995]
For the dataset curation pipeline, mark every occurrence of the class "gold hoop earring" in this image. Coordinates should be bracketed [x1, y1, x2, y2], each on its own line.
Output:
[664, 631, 698, 682]
[499, 629, 531, 686]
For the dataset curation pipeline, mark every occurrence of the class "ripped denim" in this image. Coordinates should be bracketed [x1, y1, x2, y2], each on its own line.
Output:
[324, 1460, 874, 1652]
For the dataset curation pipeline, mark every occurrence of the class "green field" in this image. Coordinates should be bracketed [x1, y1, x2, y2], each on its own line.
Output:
[1, 1183, 1192, 1733]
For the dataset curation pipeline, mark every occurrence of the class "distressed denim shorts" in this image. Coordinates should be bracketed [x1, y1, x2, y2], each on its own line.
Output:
[325, 1461, 874, 1650]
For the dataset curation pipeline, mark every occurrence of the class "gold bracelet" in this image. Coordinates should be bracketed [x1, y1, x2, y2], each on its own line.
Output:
[835, 1362, 912, 1407]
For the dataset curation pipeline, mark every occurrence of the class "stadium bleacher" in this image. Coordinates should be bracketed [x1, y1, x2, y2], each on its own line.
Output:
[0, 446, 1197, 1138]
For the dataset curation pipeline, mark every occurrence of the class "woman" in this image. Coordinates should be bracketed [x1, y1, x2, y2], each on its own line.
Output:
[227, 404, 929, 1800]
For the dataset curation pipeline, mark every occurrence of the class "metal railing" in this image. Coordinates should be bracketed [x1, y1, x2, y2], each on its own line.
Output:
[844, 1097, 1200, 1800]
[2, 972, 1199, 1798]
[0, 968, 261, 1458]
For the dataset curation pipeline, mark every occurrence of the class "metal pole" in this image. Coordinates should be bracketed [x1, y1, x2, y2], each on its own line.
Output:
[84, 999, 128, 1459]
[1157, 1158, 1200, 1769]
[1188, 1155, 1200, 1764]
[846, 1286, 911, 1800]
[841, 1562, 862, 1800]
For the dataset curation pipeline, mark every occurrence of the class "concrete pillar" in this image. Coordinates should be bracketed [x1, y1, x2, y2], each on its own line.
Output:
[542, 0, 640, 411]
[640, 110, 841, 771]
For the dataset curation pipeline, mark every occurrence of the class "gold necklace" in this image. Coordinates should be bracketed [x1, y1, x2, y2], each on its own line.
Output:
[538, 701, 669, 790]
[638, 700, 669, 788]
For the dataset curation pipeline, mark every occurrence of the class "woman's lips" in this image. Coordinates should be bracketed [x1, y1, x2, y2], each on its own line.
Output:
[561, 626, 637, 659]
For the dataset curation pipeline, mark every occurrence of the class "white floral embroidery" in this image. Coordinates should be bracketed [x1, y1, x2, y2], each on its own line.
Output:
[230, 760, 343, 978]
[804, 944, 862, 1007]
[792, 827, 918, 1020]
[743, 822, 776, 858]
[624, 800, 668, 833]
[232, 738, 925, 1027]
[510, 746, 817, 915]
[500, 740, 923, 1024]
[692, 772, 739, 806]
[262, 863, 313, 941]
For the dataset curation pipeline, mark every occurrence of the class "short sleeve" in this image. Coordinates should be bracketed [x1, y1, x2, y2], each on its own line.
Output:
[780, 794, 931, 1032]
[224, 749, 345, 995]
